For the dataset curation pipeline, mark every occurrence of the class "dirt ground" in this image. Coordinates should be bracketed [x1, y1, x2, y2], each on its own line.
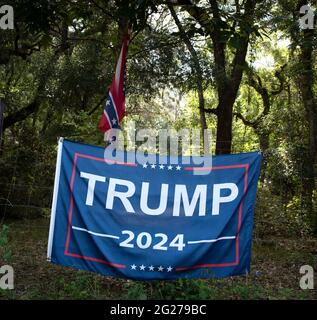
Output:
[0, 218, 316, 300]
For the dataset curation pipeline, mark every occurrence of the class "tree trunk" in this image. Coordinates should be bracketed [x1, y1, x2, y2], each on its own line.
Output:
[183, 0, 256, 155]
[0, 101, 5, 154]
[301, 156, 315, 219]
[214, 33, 251, 155]
[168, 5, 208, 146]
[297, 25, 317, 233]
[198, 83, 208, 133]
[257, 129, 270, 182]
[216, 91, 235, 154]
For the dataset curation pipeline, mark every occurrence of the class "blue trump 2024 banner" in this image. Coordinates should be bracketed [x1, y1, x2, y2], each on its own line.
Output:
[47, 138, 262, 280]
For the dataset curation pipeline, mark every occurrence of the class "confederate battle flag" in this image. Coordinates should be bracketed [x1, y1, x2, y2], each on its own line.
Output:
[98, 34, 129, 133]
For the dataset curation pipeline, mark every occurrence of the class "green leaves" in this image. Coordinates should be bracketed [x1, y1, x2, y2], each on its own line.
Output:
[228, 34, 244, 49]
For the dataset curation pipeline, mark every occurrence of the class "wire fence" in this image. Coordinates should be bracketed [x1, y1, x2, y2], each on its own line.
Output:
[0, 141, 315, 238]
[0, 143, 55, 223]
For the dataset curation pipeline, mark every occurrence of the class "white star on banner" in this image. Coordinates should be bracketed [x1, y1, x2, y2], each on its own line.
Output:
[140, 265, 146, 271]
[131, 264, 137, 270]
[143, 163, 148, 168]
[159, 164, 165, 170]
[158, 266, 164, 272]
[149, 265, 155, 271]
[176, 165, 181, 170]
[112, 118, 117, 125]
[167, 266, 173, 272]
[106, 100, 111, 106]
[151, 164, 156, 169]
[167, 165, 173, 170]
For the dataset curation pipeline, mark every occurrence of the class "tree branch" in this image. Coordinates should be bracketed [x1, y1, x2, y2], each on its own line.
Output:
[169, 5, 207, 131]
[270, 64, 287, 96]
[3, 42, 71, 130]
[200, 107, 218, 116]
[230, 0, 256, 92]
[88, 95, 108, 115]
[3, 101, 39, 131]
[233, 111, 256, 127]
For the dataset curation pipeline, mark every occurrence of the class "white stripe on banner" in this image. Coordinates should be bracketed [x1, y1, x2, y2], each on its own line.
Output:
[72, 226, 120, 240]
[187, 236, 236, 245]
[47, 137, 64, 261]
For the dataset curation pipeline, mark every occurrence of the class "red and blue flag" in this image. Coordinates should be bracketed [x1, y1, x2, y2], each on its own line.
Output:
[99, 34, 129, 132]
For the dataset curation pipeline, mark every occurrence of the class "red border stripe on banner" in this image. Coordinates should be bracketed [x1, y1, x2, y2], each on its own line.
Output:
[64, 153, 137, 269]
[64, 152, 249, 271]
[176, 163, 249, 271]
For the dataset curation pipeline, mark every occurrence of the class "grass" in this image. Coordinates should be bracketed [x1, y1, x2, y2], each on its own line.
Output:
[0, 218, 316, 300]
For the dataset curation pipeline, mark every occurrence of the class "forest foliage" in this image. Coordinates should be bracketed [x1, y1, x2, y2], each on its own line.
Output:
[0, 0, 316, 237]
